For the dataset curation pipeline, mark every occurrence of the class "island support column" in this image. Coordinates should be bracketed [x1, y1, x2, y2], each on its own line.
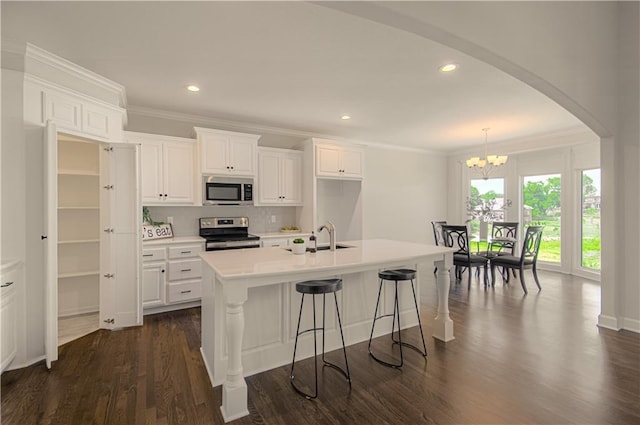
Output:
[433, 252, 455, 341]
[220, 283, 249, 422]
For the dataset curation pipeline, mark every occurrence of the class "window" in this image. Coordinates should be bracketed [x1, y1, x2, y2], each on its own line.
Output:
[522, 174, 561, 263]
[469, 178, 506, 252]
[581, 169, 601, 270]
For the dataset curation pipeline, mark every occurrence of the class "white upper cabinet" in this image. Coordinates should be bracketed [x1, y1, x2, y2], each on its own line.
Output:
[194, 127, 260, 177]
[128, 132, 196, 205]
[25, 78, 126, 141]
[257, 147, 303, 205]
[315, 143, 364, 179]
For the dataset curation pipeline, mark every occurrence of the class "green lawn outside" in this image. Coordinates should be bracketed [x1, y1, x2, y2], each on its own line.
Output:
[470, 216, 601, 270]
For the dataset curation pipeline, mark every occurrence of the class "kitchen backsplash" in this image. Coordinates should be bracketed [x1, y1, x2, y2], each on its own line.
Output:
[144, 206, 298, 236]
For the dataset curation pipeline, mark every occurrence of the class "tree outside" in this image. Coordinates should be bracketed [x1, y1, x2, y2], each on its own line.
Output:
[581, 169, 601, 270]
[523, 174, 561, 263]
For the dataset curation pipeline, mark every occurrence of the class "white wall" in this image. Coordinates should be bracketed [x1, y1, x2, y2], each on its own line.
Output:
[363, 146, 447, 244]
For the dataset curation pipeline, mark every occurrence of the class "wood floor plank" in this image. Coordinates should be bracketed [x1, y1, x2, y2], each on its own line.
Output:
[2, 271, 639, 424]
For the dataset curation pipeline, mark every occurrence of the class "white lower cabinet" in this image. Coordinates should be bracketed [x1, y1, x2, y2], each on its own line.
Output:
[260, 234, 312, 248]
[1, 261, 20, 373]
[142, 239, 204, 312]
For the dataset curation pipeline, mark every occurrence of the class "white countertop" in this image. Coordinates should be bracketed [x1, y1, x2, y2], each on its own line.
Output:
[200, 238, 453, 282]
[253, 231, 312, 239]
[143, 236, 205, 246]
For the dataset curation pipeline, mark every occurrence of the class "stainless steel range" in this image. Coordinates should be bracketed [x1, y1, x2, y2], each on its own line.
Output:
[199, 217, 261, 251]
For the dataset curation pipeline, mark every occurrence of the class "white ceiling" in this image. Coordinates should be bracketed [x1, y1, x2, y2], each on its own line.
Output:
[2, 1, 583, 152]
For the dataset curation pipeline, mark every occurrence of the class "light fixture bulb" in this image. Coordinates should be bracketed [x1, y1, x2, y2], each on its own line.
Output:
[439, 63, 458, 73]
[186, 85, 200, 92]
[340, 115, 351, 120]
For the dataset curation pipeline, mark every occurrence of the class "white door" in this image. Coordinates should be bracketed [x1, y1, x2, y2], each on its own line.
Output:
[201, 136, 229, 174]
[163, 142, 194, 204]
[140, 141, 163, 204]
[281, 153, 302, 204]
[340, 149, 364, 178]
[316, 145, 341, 176]
[229, 138, 255, 176]
[142, 263, 165, 307]
[258, 151, 281, 203]
[100, 144, 142, 328]
[44, 121, 58, 369]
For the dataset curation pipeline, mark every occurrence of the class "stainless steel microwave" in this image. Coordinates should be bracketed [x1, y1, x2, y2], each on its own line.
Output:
[202, 176, 254, 206]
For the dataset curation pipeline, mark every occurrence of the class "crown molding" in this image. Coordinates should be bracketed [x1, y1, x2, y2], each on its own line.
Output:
[126, 104, 442, 154]
[24, 43, 127, 108]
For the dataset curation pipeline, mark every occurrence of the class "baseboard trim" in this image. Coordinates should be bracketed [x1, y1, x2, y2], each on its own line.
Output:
[597, 314, 620, 331]
[143, 300, 201, 316]
[621, 317, 640, 333]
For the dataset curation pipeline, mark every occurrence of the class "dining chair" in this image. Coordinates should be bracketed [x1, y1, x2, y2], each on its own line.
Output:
[441, 225, 489, 290]
[431, 221, 447, 247]
[490, 226, 544, 294]
[478, 222, 519, 258]
[431, 221, 446, 274]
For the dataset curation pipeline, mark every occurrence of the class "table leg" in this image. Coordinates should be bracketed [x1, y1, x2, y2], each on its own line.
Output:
[432, 254, 455, 342]
[221, 287, 249, 422]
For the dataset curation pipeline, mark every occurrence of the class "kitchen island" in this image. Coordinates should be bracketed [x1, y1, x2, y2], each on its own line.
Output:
[200, 239, 453, 422]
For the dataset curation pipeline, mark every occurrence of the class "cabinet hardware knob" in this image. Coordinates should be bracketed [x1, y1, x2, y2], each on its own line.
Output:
[161, 269, 165, 273]
[180, 251, 191, 254]
[1, 281, 14, 288]
[164, 194, 168, 197]
[230, 166, 234, 170]
[180, 290, 192, 294]
[181, 269, 192, 272]
[143, 254, 153, 257]
[41, 235, 48, 240]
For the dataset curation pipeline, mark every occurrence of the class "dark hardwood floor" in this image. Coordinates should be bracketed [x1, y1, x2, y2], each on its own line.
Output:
[2, 271, 639, 424]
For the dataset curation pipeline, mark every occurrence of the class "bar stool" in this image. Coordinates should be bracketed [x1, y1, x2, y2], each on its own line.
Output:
[368, 268, 427, 368]
[290, 278, 351, 399]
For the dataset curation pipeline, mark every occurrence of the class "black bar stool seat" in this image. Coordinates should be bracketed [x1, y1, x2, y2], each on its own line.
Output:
[290, 278, 351, 399]
[368, 268, 427, 368]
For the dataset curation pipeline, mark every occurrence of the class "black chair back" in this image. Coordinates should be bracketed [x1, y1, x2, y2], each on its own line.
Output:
[489, 222, 519, 254]
[441, 225, 471, 259]
[431, 221, 447, 246]
[520, 226, 544, 265]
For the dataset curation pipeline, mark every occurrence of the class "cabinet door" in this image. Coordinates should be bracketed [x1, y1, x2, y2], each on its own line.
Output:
[101, 145, 141, 329]
[340, 148, 364, 178]
[142, 263, 165, 307]
[258, 151, 282, 204]
[262, 238, 289, 248]
[316, 145, 341, 176]
[140, 141, 164, 204]
[163, 142, 194, 204]
[1, 270, 17, 372]
[281, 152, 302, 204]
[82, 104, 111, 139]
[44, 92, 82, 132]
[229, 138, 256, 176]
[201, 135, 229, 174]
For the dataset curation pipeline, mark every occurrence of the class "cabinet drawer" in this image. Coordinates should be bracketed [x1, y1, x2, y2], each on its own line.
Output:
[168, 258, 202, 281]
[168, 245, 202, 259]
[262, 238, 289, 248]
[167, 281, 201, 303]
[142, 247, 166, 262]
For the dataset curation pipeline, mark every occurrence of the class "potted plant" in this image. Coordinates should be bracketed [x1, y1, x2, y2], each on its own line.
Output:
[291, 238, 306, 255]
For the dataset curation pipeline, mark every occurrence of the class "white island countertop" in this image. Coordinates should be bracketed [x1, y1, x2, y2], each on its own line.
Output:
[200, 238, 454, 422]
[200, 238, 452, 283]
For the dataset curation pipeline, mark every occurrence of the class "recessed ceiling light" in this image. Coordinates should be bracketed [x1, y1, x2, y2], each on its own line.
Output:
[439, 63, 458, 73]
[340, 115, 351, 120]
[186, 85, 200, 92]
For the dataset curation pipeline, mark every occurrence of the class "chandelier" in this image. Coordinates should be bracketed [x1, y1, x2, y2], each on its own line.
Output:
[466, 128, 508, 180]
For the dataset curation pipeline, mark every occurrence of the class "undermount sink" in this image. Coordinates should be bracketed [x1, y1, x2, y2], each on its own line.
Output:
[285, 244, 353, 252]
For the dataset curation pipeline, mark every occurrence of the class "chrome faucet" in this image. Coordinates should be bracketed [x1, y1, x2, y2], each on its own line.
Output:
[317, 222, 336, 251]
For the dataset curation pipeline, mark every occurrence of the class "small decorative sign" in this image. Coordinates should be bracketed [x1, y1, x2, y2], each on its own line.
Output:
[142, 223, 173, 240]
